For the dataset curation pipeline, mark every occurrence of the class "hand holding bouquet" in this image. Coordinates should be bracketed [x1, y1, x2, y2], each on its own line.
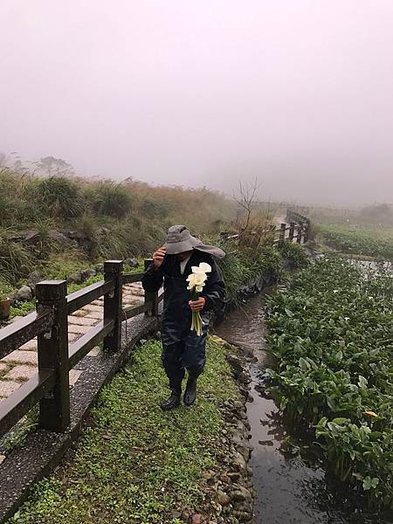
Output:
[186, 262, 212, 336]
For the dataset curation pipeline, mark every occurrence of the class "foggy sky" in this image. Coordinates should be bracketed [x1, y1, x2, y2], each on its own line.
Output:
[1, 1, 393, 206]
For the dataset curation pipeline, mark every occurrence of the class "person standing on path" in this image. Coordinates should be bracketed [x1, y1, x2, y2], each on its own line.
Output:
[142, 225, 226, 410]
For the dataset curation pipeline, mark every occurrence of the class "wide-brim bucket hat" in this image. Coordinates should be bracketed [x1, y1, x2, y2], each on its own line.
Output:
[163, 225, 225, 258]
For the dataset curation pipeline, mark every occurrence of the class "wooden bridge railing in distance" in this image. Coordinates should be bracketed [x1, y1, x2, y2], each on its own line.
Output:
[223, 209, 311, 247]
[274, 209, 311, 245]
[273, 223, 309, 246]
[0, 259, 158, 438]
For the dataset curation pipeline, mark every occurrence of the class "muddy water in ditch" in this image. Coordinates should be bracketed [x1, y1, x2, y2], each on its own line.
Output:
[214, 294, 389, 524]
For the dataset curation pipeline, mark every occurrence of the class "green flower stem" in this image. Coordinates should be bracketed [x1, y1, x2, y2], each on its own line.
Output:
[190, 287, 203, 336]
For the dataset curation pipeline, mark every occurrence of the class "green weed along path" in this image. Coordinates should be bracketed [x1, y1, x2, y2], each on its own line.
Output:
[9, 339, 239, 524]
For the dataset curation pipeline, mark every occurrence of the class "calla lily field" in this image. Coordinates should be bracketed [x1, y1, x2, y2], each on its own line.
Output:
[265, 255, 393, 509]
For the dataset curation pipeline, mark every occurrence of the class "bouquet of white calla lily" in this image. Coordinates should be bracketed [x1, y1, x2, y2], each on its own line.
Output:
[186, 273, 207, 290]
[187, 262, 212, 335]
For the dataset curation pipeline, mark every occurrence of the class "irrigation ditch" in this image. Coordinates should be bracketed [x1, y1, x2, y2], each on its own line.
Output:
[214, 256, 393, 524]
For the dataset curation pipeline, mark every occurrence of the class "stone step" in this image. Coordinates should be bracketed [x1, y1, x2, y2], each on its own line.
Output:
[82, 311, 102, 320]
[68, 323, 91, 335]
[2, 351, 37, 366]
[3, 365, 36, 382]
[81, 305, 103, 313]
[68, 316, 98, 327]
[0, 381, 20, 399]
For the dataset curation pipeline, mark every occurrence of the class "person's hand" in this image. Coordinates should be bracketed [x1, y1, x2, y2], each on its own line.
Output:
[189, 297, 206, 312]
[152, 246, 166, 270]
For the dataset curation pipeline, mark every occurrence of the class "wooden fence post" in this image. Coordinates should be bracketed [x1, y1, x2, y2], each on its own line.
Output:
[36, 280, 70, 432]
[288, 222, 295, 242]
[279, 223, 286, 244]
[297, 223, 303, 243]
[103, 260, 123, 352]
[303, 220, 310, 243]
[144, 259, 158, 316]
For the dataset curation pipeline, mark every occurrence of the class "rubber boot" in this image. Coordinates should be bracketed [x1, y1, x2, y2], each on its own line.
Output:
[160, 387, 181, 411]
[184, 375, 198, 406]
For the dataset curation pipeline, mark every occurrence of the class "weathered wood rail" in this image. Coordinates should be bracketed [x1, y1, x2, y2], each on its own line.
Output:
[275, 221, 310, 245]
[220, 208, 311, 245]
[0, 259, 160, 439]
[270, 210, 309, 245]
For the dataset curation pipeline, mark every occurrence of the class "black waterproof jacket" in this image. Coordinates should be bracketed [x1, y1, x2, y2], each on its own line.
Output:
[142, 250, 225, 345]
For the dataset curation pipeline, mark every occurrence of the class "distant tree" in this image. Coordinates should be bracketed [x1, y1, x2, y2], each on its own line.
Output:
[233, 178, 260, 231]
[3, 151, 26, 172]
[0, 152, 35, 173]
[13, 159, 25, 172]
[34, 156, 75, 177]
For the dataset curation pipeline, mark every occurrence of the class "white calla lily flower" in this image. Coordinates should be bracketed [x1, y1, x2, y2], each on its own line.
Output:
[192, 263, 211, 274]
[187, 273, 207, 290]
[191, 266, 205, 274]
[187, 262, 212, 336]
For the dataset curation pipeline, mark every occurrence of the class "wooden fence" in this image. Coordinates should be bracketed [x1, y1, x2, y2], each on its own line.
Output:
[220, 209, 311, 246]
[0, 259, 160, 438]
[276, 210, 311, 245]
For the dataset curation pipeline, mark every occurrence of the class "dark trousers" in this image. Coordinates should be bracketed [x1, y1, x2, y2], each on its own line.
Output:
[162, 327, 208, 391]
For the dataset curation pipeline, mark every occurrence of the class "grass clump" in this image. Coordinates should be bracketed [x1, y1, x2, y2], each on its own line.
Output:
[35, 176, 84, 221]
[9, 338, 239, 524]
[216, 237, 309, 306]
[0, 231, 33, 285]
[10, 300, 36, 318]
[0, 280, 14, 300]
[277, 241, 311, 269]
[87, 181, 133, 218]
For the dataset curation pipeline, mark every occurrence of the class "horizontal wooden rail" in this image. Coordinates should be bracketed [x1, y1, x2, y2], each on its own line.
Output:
[0, 369, 55, 439]
[67, 280, 115, 314]
[0, 311, 54, 359]
[122, 272, 145, 284]
[287, 209, 310, 225]
[123, 303, 151, 320]
[69, 320, 114, 368]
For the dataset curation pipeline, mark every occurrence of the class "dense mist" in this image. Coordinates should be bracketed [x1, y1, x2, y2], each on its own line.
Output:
[1, 1, 393, 206]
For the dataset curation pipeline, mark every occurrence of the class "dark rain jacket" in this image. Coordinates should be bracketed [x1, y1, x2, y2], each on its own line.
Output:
[142, 250, 226, 346]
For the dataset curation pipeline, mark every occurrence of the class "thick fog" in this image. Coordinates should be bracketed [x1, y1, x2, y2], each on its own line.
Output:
[1, 1, 393, 206]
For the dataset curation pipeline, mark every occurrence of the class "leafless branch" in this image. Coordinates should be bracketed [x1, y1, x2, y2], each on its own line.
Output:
[233, 177, 260, 231]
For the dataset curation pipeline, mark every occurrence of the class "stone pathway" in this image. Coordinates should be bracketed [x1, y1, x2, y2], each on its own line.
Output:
[0, 282, 145, 402]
